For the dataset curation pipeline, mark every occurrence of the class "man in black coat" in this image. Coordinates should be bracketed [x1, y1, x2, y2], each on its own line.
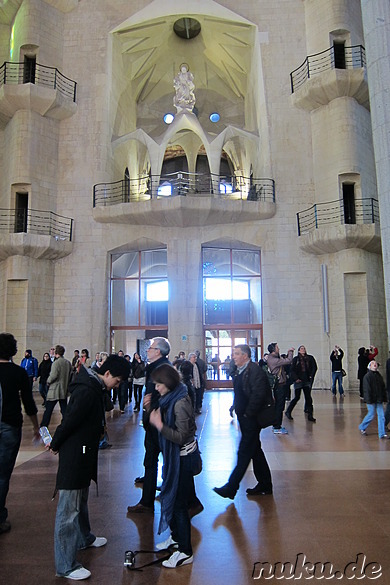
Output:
[50, 354, 130, 581]
[127, 337, 170, 514]
[213, 344, 273, 499]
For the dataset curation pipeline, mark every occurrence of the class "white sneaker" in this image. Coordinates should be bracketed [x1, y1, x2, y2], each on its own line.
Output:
[155, 534, 179, 551]
[162, 551, 193, 568]
[65, 567, 91, 580]
[85, 536, 107, 548]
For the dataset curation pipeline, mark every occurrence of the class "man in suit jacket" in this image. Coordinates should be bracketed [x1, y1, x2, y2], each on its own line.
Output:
[213, 344, 273, 499]
[40, 344, 72, 429]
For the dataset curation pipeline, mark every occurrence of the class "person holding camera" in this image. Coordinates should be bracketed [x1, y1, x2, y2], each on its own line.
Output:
[330, 345, 345, 397]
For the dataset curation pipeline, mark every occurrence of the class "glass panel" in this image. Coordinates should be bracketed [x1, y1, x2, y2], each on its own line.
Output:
[205, 330, 218, 380]
[111, 280, 139, 326]
[249, 278, 262, 323]
[141, 249, 167, 277]
[232, 249, 260, 276]
[248, 329, 261, 362]
[140, 279, 168, 326]
[204, 296, 232, 325]
[111, 329, 149, 360]
[111, 252, 138, 278]
[202, 248, 231, 276]
[231, 277, 256, 324]
[218, 330, 233, 380]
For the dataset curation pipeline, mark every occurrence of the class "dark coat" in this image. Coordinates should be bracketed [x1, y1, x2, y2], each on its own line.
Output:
[234, 361, 271, 418]
[358, 354, 370, 381]
[38, 358, 52, 384]
[291, 353, 318, 385]
[143, 355, 170, 425]
[363, 370, 387, 404]
[51, 366, 105, 491]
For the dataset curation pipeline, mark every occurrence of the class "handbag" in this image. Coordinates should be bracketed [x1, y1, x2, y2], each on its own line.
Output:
[341, 369, 347, 377]
[256, 401, 276, 429]
[190, 444, 203, 476]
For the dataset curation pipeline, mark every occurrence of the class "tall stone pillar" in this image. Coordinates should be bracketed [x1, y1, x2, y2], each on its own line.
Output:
[361, 0, 390, 343]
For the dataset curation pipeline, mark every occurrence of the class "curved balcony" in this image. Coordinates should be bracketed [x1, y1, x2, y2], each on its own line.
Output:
[0, 61, 77, 122]
[297, 198, 381, 255]
[92, 172, 276, 227]
[0, 208, 74, 260]
[290, 46, 369, 111]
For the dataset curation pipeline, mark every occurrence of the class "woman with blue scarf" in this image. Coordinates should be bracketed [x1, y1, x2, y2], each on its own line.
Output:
[149, 364, 198, 569]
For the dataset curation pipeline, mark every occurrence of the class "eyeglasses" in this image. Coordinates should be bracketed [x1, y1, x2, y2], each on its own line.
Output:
[147, 346, 159, 351]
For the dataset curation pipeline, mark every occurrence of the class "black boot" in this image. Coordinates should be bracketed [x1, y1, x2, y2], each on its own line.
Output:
[308, 414, 316, 422]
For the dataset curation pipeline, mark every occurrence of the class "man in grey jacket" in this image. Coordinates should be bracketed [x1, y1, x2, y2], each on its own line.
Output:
[40, 345, 72, 429]
[267, 343, 294, 434]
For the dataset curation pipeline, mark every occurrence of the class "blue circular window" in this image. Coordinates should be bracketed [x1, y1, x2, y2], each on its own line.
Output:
[209, 113, 220, 123]
[164, 113, 174, 124]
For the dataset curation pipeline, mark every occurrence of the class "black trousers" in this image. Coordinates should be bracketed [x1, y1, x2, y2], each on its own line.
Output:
[273, 383, 288, 428]
[140, 424, 160, 508]
[227, 414, 272, 493]
[286, 384, 313, 416]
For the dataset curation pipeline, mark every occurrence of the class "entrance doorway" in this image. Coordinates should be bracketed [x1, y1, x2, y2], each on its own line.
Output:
[205, 327, 263, 388]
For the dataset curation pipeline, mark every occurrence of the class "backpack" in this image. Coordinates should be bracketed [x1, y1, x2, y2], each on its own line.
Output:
[262, 364, 280, 391]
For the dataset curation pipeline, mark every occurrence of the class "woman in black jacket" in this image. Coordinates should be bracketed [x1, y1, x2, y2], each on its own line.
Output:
[131, 353, 145, 412]
[285, 346, 317, 422]
[38, 352, 52, 406]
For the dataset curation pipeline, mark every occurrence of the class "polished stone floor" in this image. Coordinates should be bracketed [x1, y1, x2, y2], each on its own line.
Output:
[1, 390, 390, 584]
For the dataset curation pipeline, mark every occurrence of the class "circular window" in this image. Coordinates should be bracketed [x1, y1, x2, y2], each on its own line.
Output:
[209, 113, 220, 123]
[173, 18, 201, 40]
[163, 113, 174, 124]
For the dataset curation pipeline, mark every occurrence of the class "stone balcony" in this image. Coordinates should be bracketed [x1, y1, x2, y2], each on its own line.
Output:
[297, 198, 381, 255]
[290, 45, 369, 111]
[92, 174, 276, 227]
[0, 208, 74, 260]
[0, 61, 77, 123]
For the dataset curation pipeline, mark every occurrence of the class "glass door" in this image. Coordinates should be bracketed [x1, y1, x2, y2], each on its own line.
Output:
[204, 327, 262, 388]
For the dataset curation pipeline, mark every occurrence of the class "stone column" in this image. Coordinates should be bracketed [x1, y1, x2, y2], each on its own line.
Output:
[361, 0, 390, 342]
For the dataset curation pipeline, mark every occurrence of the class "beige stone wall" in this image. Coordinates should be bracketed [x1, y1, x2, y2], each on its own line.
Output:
[304, 0, 364, 52]
[0, 0, 386, 391]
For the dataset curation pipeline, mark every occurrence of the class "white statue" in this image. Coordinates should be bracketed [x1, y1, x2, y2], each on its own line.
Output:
[173, 63, 195, 112]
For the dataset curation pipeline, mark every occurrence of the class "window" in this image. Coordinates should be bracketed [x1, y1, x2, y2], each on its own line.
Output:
[202, 247, 262, 325]
[111, 249, 168, 327]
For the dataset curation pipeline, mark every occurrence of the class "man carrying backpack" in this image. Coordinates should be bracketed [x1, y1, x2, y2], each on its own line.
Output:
[266, 343, 294, 435]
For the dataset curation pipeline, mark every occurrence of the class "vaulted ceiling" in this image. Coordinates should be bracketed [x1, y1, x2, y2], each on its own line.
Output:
[114, 13, 257, 136]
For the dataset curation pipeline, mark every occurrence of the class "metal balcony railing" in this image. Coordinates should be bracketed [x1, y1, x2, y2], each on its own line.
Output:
[290, 45, 366, 93]
[93, 172, 275, 207]
[0, 61, 77, 101]
[297, 198, 379, 236]
[0, 208, 74, 241]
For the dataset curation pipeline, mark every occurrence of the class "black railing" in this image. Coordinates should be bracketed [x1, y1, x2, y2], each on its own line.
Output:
[290, 45, 366, 93]
[297, 198, 379, 236]
[93, 172, 275, 207]
[0, 61, 77, 101]
[0, 208, 74, 241]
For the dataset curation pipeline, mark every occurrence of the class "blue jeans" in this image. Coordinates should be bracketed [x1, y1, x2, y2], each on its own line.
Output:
[332, 371, 344, 395]
[39, 382, 48, 402]
[0, 422, 22, 523]
[54, 488, 96, 576]
[359, 403, 385, 437]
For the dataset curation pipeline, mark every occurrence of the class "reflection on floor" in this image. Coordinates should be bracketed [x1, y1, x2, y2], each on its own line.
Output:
[2, 390, 390, 584]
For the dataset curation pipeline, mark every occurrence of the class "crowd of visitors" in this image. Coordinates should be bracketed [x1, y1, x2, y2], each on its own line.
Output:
[1, 331, 389, 579]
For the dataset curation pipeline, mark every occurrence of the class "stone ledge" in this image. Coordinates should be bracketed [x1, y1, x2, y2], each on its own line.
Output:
[0, 233, 73, 260]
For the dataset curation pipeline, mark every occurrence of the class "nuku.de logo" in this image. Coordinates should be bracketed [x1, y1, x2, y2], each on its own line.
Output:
[252, 553, 382, 580]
